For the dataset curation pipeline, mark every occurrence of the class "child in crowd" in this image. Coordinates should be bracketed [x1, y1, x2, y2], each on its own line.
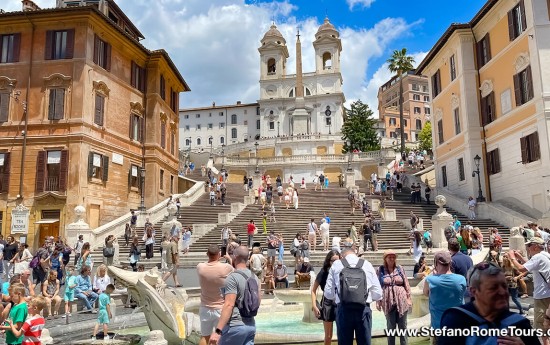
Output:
[1, 283, 28, 345]
[92, 284, 115, 341]
[63, 265, 78, 318]
[8, 296, 46, 345]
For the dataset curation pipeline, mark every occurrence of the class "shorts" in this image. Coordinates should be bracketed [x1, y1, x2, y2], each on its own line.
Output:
[278, 192, 283, 196]
[64, 291, 74, 302]
[319, 297, 336, 322]
[167, 264, 178, 274]
[534, 297, 550, 330]
[267, 249, 277, 257]
[199, 306, 221, 336]
[322, 233, 330, 244]
[97, 310, 110, 324]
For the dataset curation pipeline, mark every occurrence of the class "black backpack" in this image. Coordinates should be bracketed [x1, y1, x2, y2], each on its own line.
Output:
[338, 258, 369, 308]
[235, 270, 260, 318]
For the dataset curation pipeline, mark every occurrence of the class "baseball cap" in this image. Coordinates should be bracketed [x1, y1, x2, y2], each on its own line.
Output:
[525, 237, 545, 245]
[303, 257, 310, 263]
[434, 251, 452, 265]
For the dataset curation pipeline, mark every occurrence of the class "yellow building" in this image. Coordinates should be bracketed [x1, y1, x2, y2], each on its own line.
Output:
[0, 0, 189, 247]
[377, 72, 431, 144]
[417, 0, 549, 214]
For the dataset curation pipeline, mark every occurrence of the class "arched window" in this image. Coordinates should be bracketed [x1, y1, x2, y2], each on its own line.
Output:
[196, 137, 202, 146]
[267, 58, 276, 74]
[288, 87, 312, 97]
[220, 136, 225, 144]
[208, 136, 213, 145]
[323, 52, 332, 70]
[231, 128, 237, 139]
[185, 138, 191, 146]
[305, 87, 311, 96]
[231, 114, 237, 125]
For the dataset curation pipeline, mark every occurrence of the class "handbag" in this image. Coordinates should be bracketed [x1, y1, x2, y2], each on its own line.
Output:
[103, 246, 115, 258]
[315, 297, 325, 320]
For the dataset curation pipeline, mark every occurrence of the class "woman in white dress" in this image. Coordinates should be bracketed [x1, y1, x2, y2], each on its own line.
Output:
[374, 179, 382, 195]
[293, 189, 299, 209]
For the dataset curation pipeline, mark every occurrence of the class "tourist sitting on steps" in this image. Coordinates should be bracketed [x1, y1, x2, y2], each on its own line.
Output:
[274, 261, 289, 289]
[295, 257, 313, 288]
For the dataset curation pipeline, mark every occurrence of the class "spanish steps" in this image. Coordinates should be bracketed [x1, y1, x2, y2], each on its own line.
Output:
[92, 169, 509, 274]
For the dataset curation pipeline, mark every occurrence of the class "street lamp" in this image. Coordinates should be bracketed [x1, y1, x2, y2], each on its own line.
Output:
[277, 121, 280, 137]
[138, 167, 146, 211]
[325, 107, 332, 135]
[209, 137, 213, 159]
[472, 154, 486, 202]
[254, 141, 260, 174]
[346, 139, 352, 171]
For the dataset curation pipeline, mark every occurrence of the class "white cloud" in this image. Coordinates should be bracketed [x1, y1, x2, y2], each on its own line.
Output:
[2, 0, 421, 111]
[346, 0, 375, 11]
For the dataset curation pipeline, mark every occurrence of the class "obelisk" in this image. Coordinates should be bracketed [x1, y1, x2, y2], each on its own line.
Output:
[291, 29, 309, 135]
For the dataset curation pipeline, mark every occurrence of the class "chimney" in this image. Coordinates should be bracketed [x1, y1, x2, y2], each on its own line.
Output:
[22, 0, 41, 11]
[236, 101, 241, 105]
[212, 101, 216, 107]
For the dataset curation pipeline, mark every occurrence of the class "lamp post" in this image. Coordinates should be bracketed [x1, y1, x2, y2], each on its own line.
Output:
[277, 121, 280, 137]
[254, 141, 260, 174]
[139, 167, 146, 211]
[325, 107, 332, 135]
[346, 139, 352, 171]
[473, 154, 486, 202]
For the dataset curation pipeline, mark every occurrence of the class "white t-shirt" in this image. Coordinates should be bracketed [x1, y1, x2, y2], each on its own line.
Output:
[524, 252, 550, 299]
[308, 222, 317, 234]
[332, 237, 341, 251]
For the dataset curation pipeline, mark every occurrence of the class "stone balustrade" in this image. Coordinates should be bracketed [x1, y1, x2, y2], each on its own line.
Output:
[87, 177, 205, 249]
[221, 151, 386, 167]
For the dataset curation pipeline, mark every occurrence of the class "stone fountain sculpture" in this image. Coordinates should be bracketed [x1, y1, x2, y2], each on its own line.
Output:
[273, 272, 320, 323]
[108, 266, 188, 344]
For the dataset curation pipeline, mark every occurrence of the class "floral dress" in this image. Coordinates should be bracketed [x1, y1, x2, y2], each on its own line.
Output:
[379, 265, 410, 317]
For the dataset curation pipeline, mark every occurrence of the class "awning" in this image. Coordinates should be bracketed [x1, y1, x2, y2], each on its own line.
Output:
[35, 219, 59, 224]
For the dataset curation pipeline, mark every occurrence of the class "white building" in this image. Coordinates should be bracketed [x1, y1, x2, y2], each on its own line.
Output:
[179, 17, 345, 151]
[179, 102, 260, 152]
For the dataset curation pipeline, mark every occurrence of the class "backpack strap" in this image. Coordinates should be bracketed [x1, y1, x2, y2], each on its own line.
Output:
[341, 257, 350, 269]
[451, 306, 487, 324]
[235, 269, 251, 280]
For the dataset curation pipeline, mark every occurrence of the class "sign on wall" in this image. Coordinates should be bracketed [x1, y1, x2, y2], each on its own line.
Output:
[11, 204, 30, 234]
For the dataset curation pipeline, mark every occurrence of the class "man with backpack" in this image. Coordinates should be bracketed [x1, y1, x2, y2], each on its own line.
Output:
[209, 246, 260, 345]
[319, 174, 325, 191]
[508, 237, 550, 345]
[438, 262, 538, 345]
[323, 242, 382, 345]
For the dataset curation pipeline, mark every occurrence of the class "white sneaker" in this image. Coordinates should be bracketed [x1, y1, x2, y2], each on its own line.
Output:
[104, 335, 110, 340]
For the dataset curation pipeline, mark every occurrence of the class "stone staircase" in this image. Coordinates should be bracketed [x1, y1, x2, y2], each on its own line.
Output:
[90, 170, 250, 265]
[355, 180, 510, 247]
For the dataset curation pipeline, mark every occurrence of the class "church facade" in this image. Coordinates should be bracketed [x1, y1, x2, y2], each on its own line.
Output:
[180, 18, 345, 151]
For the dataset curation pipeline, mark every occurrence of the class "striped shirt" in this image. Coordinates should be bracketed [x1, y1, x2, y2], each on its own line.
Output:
[22, 315, 45, 345]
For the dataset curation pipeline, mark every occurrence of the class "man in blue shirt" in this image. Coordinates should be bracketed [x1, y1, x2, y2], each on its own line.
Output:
[448, 238, 472, 279]
[452, 216, 461, 232]
[423, 251, 466, 335]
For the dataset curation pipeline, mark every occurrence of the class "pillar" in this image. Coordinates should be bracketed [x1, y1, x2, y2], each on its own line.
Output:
[431, 195, 453, 248]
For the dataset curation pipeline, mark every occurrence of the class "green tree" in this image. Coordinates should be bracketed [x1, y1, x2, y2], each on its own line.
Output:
[418, 121, 432, 152]
[341, 100, 380, 153]
[387, 48, 415, 155]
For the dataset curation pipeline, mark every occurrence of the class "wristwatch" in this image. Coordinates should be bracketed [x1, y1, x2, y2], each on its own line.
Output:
[215, 328, 222, 335]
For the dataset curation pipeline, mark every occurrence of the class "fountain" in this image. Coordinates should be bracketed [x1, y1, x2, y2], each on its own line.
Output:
[273, 272, 320, 323]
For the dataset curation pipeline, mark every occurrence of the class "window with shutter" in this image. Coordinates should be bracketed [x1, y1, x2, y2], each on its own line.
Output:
[487, 149, 501, 175]
[0, 93, 9, 122]
[170, 132, 175, 155]
[58, 150, 68, 192]
[48, 88, 65, 120]
[431, 70, 441, 97]
[481, 92, 495, 125]
[94, 94, 104, 126]
[508, 0, 527, 41]
[441, 166, 448, 187]
[35, 151, 46, 193]
[160, 75, 165, 101]
[93, 35, 111, 70]
[160, 122, 166, 149]
[129, 164, 139, 188]
[477, 34, 491, 67]
[160, 169, 164, 190]
[0, 33, 21, 63]
[458, 158, 465, 181]
[437, 119, 444, 144]
[46, 29, 75, 60]
[131, 61, 146, 92]
[450, 55, 457, 81]
[520, 132, 540, 164]
[130, 114, 143, 142]
[0, 152, 10, 193]
[454, 108, 461, 135]
[102, 155, 109, 181]
[514, 66, 534, 106]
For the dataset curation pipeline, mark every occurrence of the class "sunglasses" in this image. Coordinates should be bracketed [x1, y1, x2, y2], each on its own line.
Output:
[468, 261, 501, 282]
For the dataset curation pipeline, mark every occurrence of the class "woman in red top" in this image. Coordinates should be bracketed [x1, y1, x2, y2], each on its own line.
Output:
[247, 219, 256, 248]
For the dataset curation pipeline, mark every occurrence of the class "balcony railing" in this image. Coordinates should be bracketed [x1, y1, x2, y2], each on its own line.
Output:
[223, 151, 386, 166]
[45, 176, 59, 192]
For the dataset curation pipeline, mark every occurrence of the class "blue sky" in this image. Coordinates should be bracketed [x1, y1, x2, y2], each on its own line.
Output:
[3, 0, 489, 114]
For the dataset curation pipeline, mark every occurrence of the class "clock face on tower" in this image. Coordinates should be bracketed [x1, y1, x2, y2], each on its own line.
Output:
[266, 85, 277, 96]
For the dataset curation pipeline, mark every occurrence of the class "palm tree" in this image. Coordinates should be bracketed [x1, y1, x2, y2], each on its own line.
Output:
[387, 48, 415, 155]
